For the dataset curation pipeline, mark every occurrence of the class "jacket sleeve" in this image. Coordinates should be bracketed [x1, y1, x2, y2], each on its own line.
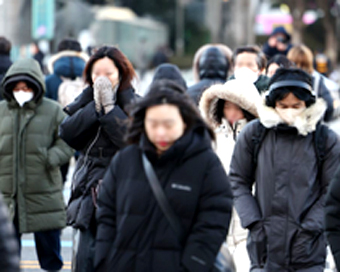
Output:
[59, 101, 100, 150]
[94, 153, 119, 271]
[325, 165, 340, 271]
[318, 77, 334, 121]
[98, 106, 128, 149]
[0, 194, 20, 272]
[181, 154, 232, 272]
[229, 122, 262, 229]
[47, 106, 74, 168]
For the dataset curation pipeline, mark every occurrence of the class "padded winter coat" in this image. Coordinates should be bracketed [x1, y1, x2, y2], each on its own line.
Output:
[45, 50, 88, 101]
[229, 99, 340, 271]
[0, 58, 73, 233]
[94, 125, 233, 272]
[59, 85, 137, 230]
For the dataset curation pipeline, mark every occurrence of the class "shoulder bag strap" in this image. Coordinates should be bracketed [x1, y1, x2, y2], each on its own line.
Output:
[142, 152, 185, 242]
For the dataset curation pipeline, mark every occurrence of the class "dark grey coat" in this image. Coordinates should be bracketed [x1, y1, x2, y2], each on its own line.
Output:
[229, 99, 340, 271]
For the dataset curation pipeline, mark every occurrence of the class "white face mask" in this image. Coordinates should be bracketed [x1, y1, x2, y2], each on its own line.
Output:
[276, 107, 306, 125]
[234, 67, 259, 83]
[13, 91, 34, 107]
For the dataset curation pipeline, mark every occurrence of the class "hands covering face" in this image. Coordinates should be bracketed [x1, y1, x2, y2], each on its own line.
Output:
[93, 76, 119, 114]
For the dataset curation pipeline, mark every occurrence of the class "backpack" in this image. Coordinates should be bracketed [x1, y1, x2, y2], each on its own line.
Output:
[58, 76, 84, 108]
[252, 121, 327, 170]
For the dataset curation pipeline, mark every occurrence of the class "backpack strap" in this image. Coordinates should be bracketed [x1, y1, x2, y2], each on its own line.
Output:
[313, 122, 327, 171]
[252, 122, 268, 166]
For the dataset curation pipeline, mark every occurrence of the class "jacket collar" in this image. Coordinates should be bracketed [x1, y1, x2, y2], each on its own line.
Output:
[257, 97, 327, 136]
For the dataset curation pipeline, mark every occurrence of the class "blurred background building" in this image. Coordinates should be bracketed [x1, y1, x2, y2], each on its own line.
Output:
[0, 0, 339, 68]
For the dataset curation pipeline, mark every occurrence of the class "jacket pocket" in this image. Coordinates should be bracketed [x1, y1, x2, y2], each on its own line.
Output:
[290, 228, 326, 266]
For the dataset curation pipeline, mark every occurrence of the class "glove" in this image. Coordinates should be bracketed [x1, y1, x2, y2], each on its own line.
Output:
[93, 76, 117, 114]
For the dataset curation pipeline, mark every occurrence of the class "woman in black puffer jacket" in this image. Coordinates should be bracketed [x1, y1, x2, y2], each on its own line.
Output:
[59, 46, 138, 272]
[95, 81, 233, 272]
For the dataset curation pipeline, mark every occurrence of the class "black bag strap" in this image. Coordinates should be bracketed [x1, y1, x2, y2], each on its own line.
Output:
[313, 122, 327, 172]
[142, 152, 185, 242]
[252, 122, 268, 166]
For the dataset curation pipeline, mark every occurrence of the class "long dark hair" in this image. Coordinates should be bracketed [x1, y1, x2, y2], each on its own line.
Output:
[126, 80, 215, 144]
[83, 46, 136, 93]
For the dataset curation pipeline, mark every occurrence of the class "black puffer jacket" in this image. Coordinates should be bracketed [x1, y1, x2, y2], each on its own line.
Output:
[229, 99, 340, 271]
[0, 194, 20, 272]
[59, 86, 137, 230]
[95, 125, 233, 272]
[187, 47, 229, 105]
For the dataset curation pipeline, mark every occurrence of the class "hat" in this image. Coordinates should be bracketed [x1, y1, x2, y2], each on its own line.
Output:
[266, 68, 316, 107]
[271, 26, 291, 42]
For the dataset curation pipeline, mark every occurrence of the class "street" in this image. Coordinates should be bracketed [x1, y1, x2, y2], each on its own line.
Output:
[20, 70, 340, 271]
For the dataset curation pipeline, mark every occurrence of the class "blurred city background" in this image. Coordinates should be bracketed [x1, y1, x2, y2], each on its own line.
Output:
[1, 0, 339, 70]
[1, 1, 340, 271]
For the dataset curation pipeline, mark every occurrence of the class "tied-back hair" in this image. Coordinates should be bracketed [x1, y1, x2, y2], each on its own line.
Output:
[83, 46, 136, 93]
[126, 80, 215, 144]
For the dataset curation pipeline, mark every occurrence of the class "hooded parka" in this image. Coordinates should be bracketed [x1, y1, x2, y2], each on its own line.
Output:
[94, 125, 233, 272]
[45, 50, 89, 101]
[229, 98, 340, 271]
[0, 58, 73, 233]
[59, 84, 138, 230]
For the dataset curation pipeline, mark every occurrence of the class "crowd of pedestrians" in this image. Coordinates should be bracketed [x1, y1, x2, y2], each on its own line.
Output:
[1, 26, 340, 272]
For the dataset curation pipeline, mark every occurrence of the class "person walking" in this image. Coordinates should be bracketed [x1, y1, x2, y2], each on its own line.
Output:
[229, 68, 340, 271]
[187, 44, 232, 105]
[59, 46, 138, 272]
[199, 79, 261, 271]
[45, 38, 89, 183]
[0, 58, 74, 271]
[229, 45, 269, 93]
[94, 81, 233, 271]
[287, 44, 334, 121]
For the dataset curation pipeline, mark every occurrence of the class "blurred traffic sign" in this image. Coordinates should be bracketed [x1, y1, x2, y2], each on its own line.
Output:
[31, 0, 55, 40]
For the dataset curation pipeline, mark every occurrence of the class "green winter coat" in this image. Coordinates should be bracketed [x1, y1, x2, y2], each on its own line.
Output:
[0, 58, 73, 233]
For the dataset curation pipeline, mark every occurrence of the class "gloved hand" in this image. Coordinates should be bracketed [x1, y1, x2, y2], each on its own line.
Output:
[93, 76, 117, 114]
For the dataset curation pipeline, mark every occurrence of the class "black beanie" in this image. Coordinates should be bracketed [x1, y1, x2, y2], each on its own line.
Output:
[266, 68, 316, 107]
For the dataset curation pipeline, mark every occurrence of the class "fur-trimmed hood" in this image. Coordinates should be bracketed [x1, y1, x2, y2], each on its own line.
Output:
[257, 96, 327, 136]
[199, 79, 261, 128]
[47, 50, 89, 74]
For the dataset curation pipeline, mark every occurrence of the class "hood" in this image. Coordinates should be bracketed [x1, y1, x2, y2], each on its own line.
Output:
[2, 58, 45, 104]
[199, 79, 261, 128]
[48, 50, 89, 77]
[257, 95, 327, 136]
[152, 63, 187, 90]
[271, 26, 291, 41]
[193, 44, 232, 83]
